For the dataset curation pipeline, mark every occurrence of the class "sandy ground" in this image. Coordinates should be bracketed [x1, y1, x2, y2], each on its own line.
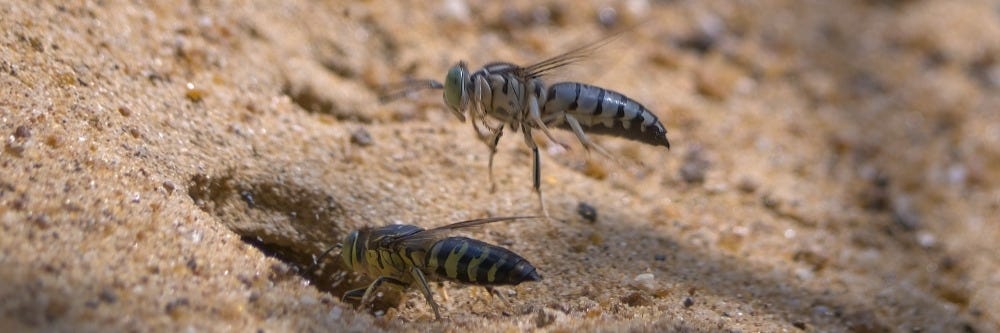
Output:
[2, 0, 1000, 332]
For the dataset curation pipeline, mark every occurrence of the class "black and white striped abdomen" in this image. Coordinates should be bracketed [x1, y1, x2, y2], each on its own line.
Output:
[423, 236, 541, 285]
[543, 82, 670, 148]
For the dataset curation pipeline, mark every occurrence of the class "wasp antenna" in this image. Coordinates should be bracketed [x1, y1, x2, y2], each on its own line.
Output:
[378, 79, 445, 103]
[306, 242, 343, 273]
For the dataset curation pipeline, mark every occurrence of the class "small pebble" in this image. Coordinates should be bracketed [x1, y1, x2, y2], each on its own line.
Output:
[632, 273, 656, 292]
[596, 6, 617, 28]
[737, 176, 759, 193]
[794, 267, 814, 280]
[186, 257, 198, 272]
[683, 297, 694, 308]
[240, 191, 256, 208]
[99, 289, 118, 304]
[582, 160, 608, 180]
[440, 0, 470, 22]
[761, 193, 780, 209]
[679, 146, 710, 184]
[577, 202, 598, 223]
[350, 128, 373, 146]
[165, 298, 190, 317]
[328, 306, 342, 320]
[14, 125, 31, 139]
[917, 231, 937, 248]
[812, 305, 832, 317]
[162, 180, 176, 194]
[892, 195, 920, 230]
[185, 82, 206, 102]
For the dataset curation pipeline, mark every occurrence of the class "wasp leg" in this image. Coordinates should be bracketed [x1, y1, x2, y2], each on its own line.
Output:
[482, 286, 512, 307]
[469, 73, 494, 146]
[521, 126, 549, 218]
[469, 76, 507, 193]
[470, 117, 505, 193]
[470, 116, 490, 146]
[486, 124, 505, 193]
[470, 104, 502, 145]
[409, 267, 443, 320]
[527, 82, 568, 150]
[564, 114, 615, 160]
[344, 276, 408, 313]
[343, 287, 365, 301]
[472, 74, 498, 132]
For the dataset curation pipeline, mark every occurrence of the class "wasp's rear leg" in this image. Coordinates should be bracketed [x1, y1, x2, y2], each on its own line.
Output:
[564, 114, 616, 161]
[410, 267, 443, 320]
[521, 126, 549, 218]
[482, 286, 512, 307]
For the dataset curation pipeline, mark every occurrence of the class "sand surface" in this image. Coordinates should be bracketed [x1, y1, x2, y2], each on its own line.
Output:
[2, 1, 999, 332]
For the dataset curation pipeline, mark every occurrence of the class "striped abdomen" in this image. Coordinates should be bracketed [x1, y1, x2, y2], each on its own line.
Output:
[423, 237, 540, 285]
[543, 82, 670, 148]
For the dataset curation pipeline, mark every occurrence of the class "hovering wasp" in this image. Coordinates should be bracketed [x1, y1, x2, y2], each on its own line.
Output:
[384, 32, 671, 216]
[313, 216, 542, 320]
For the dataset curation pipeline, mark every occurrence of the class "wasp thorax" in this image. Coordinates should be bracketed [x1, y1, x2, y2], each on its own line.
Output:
[442, 62, 469, 121]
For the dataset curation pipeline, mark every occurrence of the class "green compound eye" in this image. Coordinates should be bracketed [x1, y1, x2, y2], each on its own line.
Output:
[443, 65, 465, 110]
[340, 230, 361, 270]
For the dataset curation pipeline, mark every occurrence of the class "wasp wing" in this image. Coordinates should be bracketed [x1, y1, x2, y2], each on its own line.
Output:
[388, 216, 542, 248]
[519, 29, 628, 79]
[428, 215, 543, 231]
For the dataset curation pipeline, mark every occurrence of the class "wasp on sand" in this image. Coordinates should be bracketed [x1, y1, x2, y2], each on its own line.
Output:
[312, 216, 542, 320]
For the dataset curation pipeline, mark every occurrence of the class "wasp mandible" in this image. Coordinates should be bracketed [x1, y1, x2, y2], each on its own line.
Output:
[314, 216, 542, 320]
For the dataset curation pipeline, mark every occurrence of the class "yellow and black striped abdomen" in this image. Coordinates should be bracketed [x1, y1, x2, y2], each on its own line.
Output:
[424, 237, 541, 285]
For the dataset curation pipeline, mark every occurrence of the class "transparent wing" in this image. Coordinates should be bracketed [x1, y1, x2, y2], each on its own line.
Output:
[389, 216, 542, 248]
[520, 29, 628, 79]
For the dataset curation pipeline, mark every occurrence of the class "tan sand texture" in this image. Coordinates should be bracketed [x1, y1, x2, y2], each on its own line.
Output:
[2, 1, 999, 332]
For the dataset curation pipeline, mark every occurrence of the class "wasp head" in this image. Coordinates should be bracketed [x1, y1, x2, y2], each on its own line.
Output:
[340, 230, 365, 272]
[442, 61, 470, 122]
